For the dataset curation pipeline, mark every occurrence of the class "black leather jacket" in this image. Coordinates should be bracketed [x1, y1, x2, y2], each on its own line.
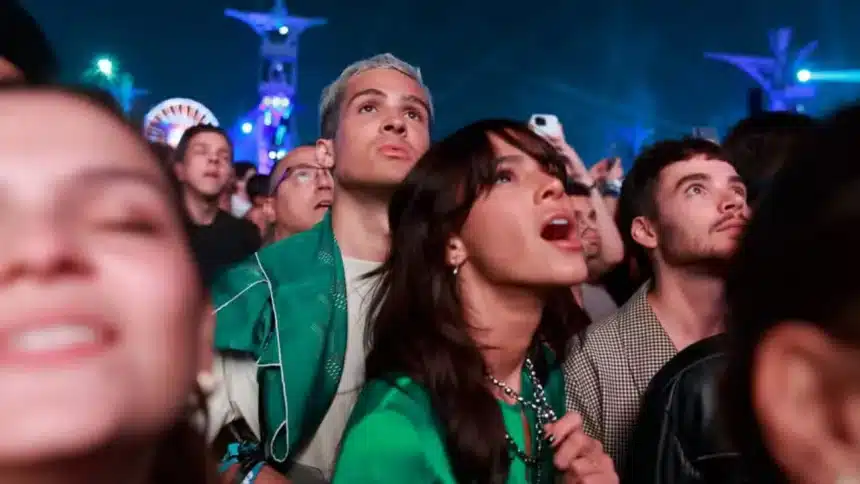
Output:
[622, 334, 747, 484]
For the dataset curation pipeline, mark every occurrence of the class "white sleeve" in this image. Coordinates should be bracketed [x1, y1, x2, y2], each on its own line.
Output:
[205, 352, 261, 443]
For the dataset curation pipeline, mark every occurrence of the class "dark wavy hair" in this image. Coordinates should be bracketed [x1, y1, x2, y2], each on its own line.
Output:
[723, 104, 860, 482]
[365, 119, 588, 483]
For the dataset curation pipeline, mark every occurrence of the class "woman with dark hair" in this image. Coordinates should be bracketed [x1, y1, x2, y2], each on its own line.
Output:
[0, 84, 217, 483]
[722, 104, 860, 484]
[331, 119, 617, 483]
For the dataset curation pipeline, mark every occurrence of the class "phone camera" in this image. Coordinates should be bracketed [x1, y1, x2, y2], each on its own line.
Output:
[534, 116, 546, 126]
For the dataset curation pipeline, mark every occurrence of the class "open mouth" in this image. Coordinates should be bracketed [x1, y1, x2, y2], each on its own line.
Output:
[540, 215, 582, 251]
[315, 200, 332, 210]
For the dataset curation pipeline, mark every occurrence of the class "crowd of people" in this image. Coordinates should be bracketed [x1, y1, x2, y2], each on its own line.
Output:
[2, 1, 860, 483]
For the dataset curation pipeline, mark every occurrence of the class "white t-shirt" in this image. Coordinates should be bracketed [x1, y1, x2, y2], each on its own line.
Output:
[206, 257, 380, 478]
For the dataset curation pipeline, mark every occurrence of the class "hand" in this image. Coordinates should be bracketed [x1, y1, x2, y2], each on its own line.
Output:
[544, 413, 618, 484]
[542, 124, 590, 183]
[589, 157, 624, 182]
[221, 463, 293, 484]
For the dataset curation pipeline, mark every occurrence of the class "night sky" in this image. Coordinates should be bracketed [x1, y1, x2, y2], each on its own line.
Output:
[22, 0, 860, 163]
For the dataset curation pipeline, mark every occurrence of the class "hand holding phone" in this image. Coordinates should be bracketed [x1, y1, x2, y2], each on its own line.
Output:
[529, 114, 563, 139]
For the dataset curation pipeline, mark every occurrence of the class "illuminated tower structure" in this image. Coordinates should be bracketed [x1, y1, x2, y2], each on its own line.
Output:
[705, 28, 817, 112]
[226, 0, 326, 173]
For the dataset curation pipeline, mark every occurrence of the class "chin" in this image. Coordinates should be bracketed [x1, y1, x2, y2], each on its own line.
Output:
[0, 392, 126, 463]
[548, 260, 589, 287]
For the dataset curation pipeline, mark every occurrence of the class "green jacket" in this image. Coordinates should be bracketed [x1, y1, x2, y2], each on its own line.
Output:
[332, 356, 565, 483]
[211, 212, 347, 465]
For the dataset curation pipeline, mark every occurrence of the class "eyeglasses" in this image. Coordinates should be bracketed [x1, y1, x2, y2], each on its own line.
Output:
[270, 163, 333, 195]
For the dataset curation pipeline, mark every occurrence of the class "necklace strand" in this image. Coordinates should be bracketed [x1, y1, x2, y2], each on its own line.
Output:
[486, 358, 557, 483]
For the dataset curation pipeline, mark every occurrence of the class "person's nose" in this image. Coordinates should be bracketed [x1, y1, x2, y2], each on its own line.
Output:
[381, 115, 407, 137]
[719, 188, 745, 214]
[316, 168, 334, 190]
[0, 214, 90, 285]
[536, 174, 566, 204]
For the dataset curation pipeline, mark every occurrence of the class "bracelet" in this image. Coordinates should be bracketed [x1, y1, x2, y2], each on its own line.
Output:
[599, 179, 623, 197]
[240, 461, 266, 484]
[218, 441, 267, 484]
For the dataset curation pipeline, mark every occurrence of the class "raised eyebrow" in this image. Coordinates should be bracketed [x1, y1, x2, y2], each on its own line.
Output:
[729, 175, 746, 186]
[346, 88, 386, 108]
[673, 173, 711, 192]
[403, 95, 432, 116]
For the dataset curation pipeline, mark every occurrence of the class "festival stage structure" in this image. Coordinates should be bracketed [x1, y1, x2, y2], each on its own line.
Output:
[705, 27, 817, 112]
[225, 0, 327, 173]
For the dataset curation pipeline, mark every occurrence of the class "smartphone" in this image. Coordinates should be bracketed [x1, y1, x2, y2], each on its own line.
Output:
[529, 114, 563, 139]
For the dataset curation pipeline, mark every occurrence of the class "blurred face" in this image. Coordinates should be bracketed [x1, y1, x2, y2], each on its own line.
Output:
[175, 131, 232, 200]
[633, 156, 750, 268]
[320, 68, 431, 190]
[448, 135, 588, 288]
[0, 91, 208, 463]
[265, 146, 333, 238]
[571, 195, 600, 261]
[0, 58, 24, 84]
[752, 321, 860, 484]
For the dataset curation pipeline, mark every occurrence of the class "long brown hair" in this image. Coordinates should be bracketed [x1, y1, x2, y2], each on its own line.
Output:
[365, 119, 588, 483]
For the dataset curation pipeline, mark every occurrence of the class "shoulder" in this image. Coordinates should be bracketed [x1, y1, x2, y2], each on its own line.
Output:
[334, 377, 439, 482]
[564, 312, 622, 371]
[349, 376, 435, 423]
[642, 334, 727, 406]
[210, 254, 267, 309]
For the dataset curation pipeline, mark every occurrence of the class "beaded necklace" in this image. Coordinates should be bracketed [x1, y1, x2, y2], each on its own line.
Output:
[486, 358, 558, 484]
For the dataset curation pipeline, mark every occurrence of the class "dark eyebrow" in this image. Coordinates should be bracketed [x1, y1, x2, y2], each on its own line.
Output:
[673, 173, 710, 192]
[402, 94, 432, 119]
[491, 154, 525, 165]
[347, 88, 432, 118]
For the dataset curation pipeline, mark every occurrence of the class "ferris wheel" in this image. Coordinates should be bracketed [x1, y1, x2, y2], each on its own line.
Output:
[143, 98, 220, 147]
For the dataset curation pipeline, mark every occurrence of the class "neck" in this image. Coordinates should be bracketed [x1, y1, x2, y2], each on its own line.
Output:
[273, 223, 294, 242]
[330, 187, 392, 262]
[0, 442, 154, 484]
[571, 285, 584, 307]
[649, 264, 726, 349]
[462, 278, 543, 393]
[183, 189, 220, 226]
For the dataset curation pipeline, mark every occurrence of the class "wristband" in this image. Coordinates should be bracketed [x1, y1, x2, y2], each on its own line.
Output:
[240, 461, 266, 484]
[599, 178, 622, 197]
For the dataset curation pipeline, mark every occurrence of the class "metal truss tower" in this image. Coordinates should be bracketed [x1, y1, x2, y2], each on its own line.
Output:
[226, 0, 326, 172]
[705, 27, 817, 112]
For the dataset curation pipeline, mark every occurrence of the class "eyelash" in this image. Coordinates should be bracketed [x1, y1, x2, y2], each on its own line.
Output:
[685, 184, 705, 195]
[494, 169, 514, 184]
[358, 103, 424, 121]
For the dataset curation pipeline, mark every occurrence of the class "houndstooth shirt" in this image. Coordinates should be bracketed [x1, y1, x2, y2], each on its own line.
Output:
[563, 282, 677, 471]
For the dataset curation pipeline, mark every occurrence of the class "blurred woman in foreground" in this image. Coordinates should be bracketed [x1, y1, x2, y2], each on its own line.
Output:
[0, 85, 216, 483]
[332, 119, 617, 483]
[723, 105, 860, 483]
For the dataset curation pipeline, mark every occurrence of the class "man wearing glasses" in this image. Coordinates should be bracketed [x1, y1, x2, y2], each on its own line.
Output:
[264, 144, 334, 243]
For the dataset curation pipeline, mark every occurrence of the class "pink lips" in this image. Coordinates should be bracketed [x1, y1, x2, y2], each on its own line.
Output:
[378, 144, 410, 160]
